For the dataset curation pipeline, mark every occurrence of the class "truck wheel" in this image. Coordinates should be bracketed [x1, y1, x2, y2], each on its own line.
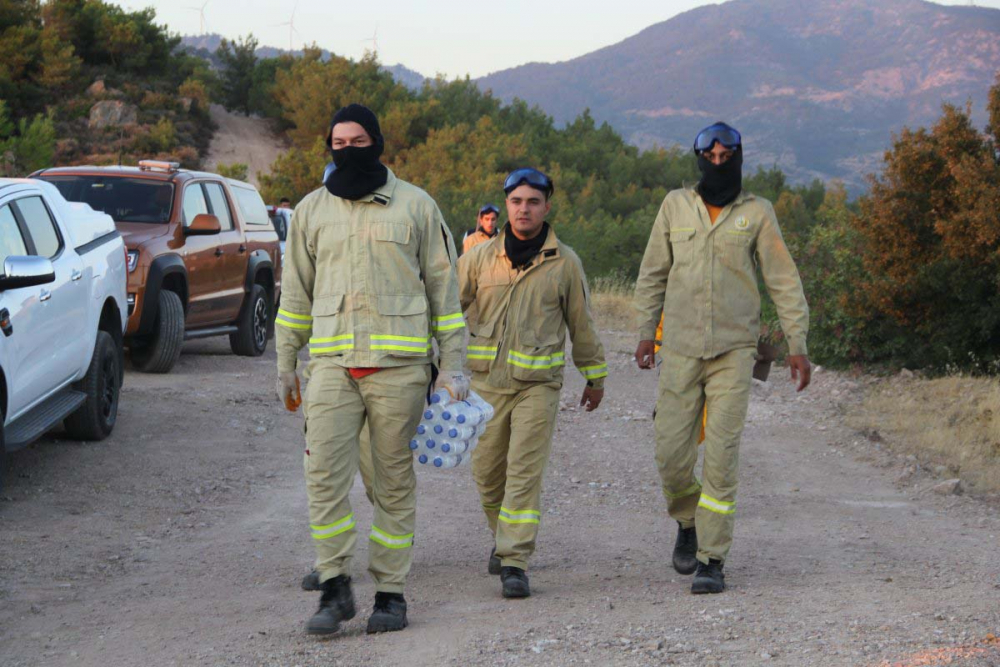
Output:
[230, 284, 270, 357]
[64, 331, 121, 441]
[130, 290, 184, 373]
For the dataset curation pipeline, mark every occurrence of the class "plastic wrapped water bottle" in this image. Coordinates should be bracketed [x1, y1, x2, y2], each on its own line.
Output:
[439, 439, 469, 455]
[432, 454, 463, 468]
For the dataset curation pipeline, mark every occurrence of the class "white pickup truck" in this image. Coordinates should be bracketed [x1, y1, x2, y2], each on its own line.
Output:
[0, 179, 127, 490]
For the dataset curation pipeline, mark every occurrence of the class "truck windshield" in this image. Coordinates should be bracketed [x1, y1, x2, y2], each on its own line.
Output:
[38, 176, 174, 224]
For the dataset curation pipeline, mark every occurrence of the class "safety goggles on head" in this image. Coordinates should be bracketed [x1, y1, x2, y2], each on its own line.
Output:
[693, 123, 742, 154]
[479, 203, 499, 216]
[503, 168, 554, 196]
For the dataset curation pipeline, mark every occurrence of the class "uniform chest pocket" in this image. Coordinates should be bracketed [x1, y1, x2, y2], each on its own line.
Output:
[669, 228, 697, 265]
[373, 222, 411, 245]
[721, 233, 754, 272]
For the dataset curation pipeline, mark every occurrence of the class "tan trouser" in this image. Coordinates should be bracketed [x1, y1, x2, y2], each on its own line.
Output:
[654, 347, 755, 564]
[303, 360, 430, 593]
[471, 381, 560, 570]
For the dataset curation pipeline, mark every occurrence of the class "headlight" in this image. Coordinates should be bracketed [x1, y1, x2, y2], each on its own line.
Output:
[127, 250, 139, 273]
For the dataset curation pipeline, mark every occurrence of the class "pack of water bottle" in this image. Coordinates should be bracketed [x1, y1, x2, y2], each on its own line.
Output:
[409, 389, 495, 469]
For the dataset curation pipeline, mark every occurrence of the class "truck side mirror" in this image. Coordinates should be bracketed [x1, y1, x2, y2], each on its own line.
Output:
[0, 256, 56, 290]
[185, 213, 222, 236]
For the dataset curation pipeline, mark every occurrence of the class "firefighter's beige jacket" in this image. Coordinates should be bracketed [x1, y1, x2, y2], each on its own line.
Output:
[457, 226, 607, 391]
[276, 169, 465, 373]
[634, 186, 809, 358]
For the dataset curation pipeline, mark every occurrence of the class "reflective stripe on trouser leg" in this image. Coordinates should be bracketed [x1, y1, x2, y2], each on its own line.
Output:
[472, 382, 514, 537]
[362, 364, 431, 594]
[493, 383, 560, 570]
[654, 350, 708, 529]
[303, 360, 366, 584]
[694, 347, 754, 564]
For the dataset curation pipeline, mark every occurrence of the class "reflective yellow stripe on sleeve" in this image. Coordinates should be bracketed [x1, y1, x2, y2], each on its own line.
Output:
[369, 526, 414, 549]
[276, 308, 312, 330]
[498, 507, 541, 525]
[432, 312, 466, 332]
[579, 363, 608, 379]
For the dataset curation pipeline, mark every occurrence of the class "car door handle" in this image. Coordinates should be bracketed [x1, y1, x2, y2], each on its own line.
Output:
[214, 248, 224, 257]
[71, 269, 83, 281]
[40, 289, 52, 302]
[238, 244, 247, 254]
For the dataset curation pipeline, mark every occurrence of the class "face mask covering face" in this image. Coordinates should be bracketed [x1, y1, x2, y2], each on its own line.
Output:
[696, 148, 743, 207]
[324, 144, 388, 200]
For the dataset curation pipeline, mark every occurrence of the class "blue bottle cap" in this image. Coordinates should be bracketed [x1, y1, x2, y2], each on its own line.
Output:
[433, 457, 443, 467]
[416, 424, 426, 435]
[426, 439, 435, 449]
[434, 424, 444, 434]
[442, 411, 451, 420]
[409, 439, 419, 450]
[441, 443, 451, 453]
[424, 410, 434, 420]
[430, 392, 441, 404]
[456, 414, 466, 423]
[449, 428, 458, 438]
[418, 454, 427, 464]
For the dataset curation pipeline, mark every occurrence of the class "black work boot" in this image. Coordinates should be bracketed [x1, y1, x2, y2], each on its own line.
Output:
[488, 547, 501, 575]
[301, 569, 321, 591]
[306, 575, 356, 635]
[691, 559, 725, 594]
[500, 566, 531, 598]
[366, 592, 408, 633]
[672, 522, 698, 575]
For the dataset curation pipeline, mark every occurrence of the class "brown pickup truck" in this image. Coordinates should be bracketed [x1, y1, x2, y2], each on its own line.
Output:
[33, 161, 282, 373]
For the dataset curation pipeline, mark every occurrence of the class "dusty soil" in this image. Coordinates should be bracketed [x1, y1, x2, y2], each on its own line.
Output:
[1, 329, 998, 667]
[202, 105, 289, 186]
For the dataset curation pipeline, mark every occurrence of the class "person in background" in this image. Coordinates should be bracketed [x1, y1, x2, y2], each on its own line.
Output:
[462, 203, 500, 255]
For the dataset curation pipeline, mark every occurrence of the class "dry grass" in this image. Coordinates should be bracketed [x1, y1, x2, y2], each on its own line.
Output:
[589, 274, 635, 331]
[850, 375, 1000, 494]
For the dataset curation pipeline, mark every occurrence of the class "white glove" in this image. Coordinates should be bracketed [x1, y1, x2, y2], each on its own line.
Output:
[277, 371, 301, 411]
[437, 372, 470, 402]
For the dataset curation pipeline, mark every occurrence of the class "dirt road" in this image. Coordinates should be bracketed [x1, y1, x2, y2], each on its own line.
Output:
[202, 105, 288, 186]
[1, 330, 998, 666]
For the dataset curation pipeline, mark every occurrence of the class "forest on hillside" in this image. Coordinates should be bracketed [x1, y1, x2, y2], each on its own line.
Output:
[2, 2, 999, 373]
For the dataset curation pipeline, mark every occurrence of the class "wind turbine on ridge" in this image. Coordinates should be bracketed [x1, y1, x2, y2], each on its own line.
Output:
[187, 0, 210, 35]
[361, 24, 379, 57]
[278, 0, 302, 52]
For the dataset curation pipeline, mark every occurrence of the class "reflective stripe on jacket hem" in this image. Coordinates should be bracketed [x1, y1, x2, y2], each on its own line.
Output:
[468, 344, 498, 360]
[370, 334, 431, 353]
[309, 334, 355, 354]
[506, 350, 565, 370]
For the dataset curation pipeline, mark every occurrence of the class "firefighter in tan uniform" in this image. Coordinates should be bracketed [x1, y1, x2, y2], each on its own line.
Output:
[462, 203, 500, 254]
[633, 122, 811, 594]
[276, 104, 468, 635]
[458, 168, 607, 599]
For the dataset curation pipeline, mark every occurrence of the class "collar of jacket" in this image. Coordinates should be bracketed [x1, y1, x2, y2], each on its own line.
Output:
[494, 224, 560, 266]
[681, 182, 755, 206]
[354, 167, 398, 207]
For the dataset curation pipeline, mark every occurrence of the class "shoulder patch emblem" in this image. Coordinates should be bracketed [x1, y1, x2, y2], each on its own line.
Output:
[734, 216, 750, 230]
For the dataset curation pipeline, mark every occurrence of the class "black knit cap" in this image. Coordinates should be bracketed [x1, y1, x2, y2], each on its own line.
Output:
[325, 103, 384, 151]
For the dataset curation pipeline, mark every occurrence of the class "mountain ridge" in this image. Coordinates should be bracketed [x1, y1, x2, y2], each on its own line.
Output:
[476, 0, 1000, 188]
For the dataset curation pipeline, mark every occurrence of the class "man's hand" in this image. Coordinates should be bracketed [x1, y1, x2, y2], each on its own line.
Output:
[634, 340, 656, 369]
[788, 354, 811, 392]
[580, 386, 604, 412]
[437, 372, 470, 402]
[277, 371, 301, 412]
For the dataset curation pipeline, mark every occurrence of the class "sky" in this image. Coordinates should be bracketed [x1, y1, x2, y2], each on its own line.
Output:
[112, 0, 1000, 79]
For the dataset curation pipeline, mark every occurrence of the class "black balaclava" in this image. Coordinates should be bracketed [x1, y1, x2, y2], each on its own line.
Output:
[696, 146, 743, 207]
[323, 104, 388, 200]
[505, 222, 550, 269]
